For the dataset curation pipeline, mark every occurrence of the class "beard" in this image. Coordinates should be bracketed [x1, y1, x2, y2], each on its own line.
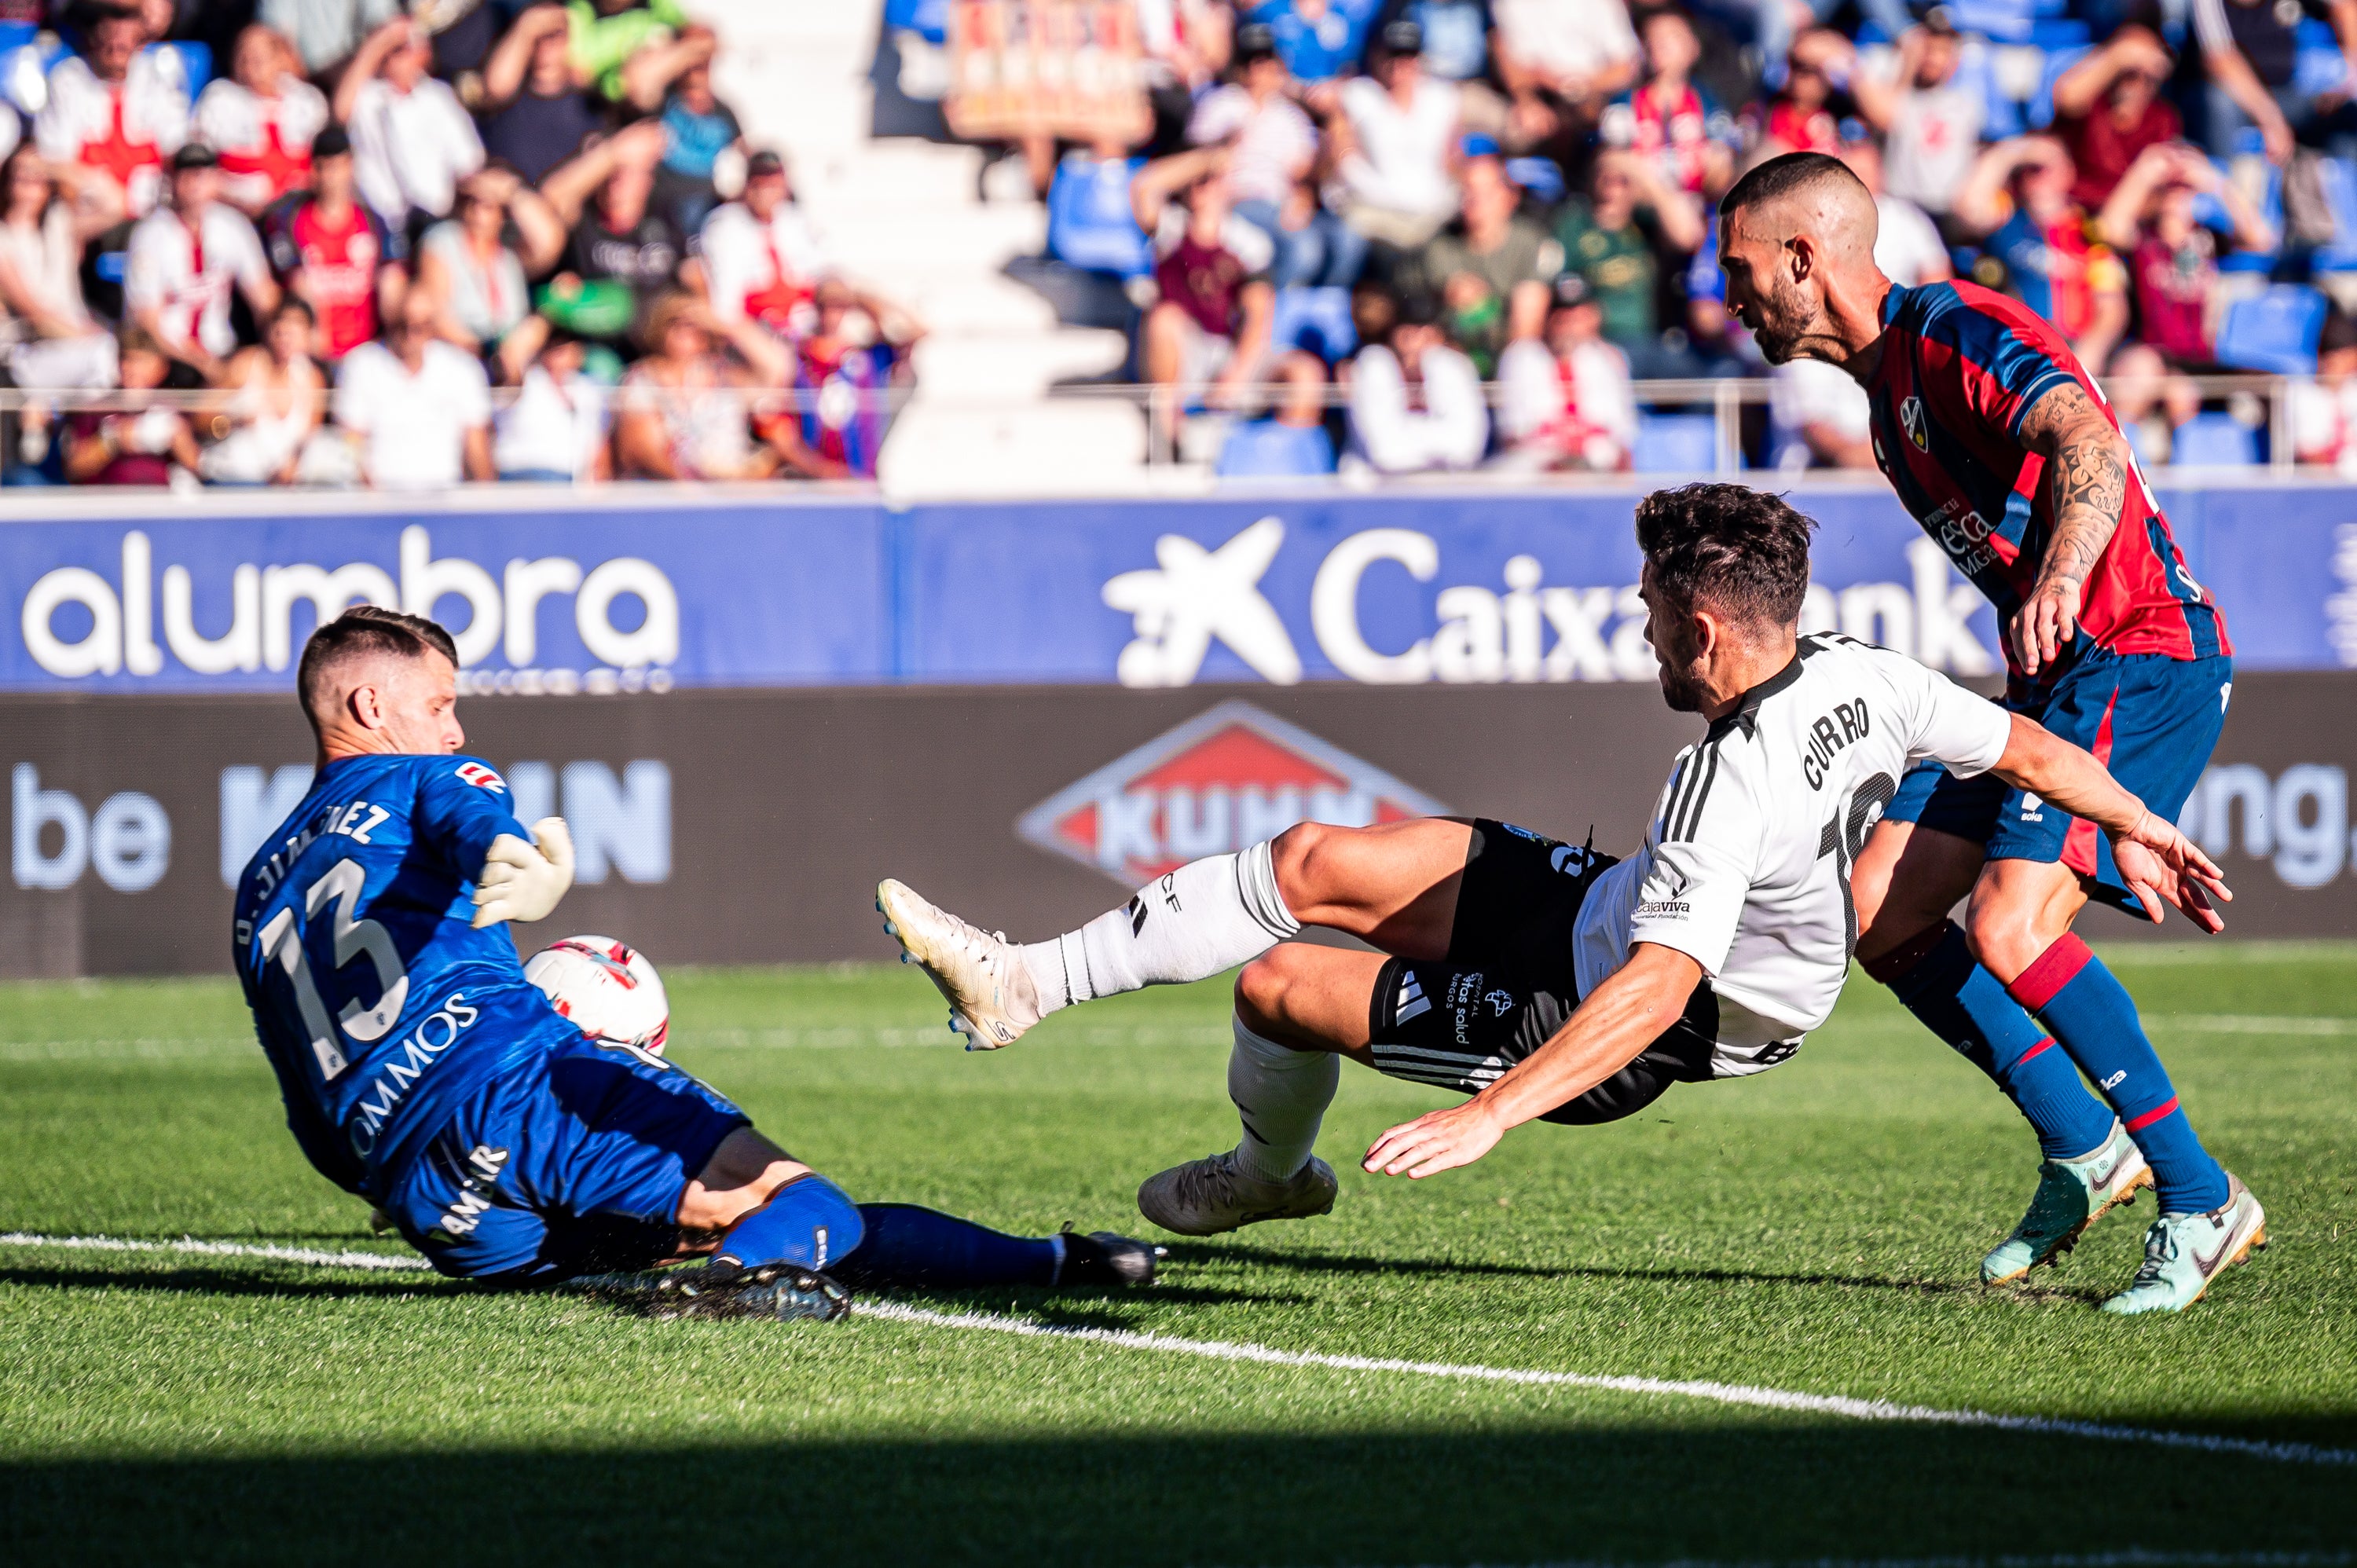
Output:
[1747, 276, 1818, 365]
[1655, 650, 1707, 713]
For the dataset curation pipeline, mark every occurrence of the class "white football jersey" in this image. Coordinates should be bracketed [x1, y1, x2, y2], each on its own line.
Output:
[1574, 633, 2013, 1076]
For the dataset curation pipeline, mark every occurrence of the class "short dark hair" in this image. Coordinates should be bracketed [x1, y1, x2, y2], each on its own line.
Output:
[1635, 483, 1816, 626]
[1721, 149, 1865, 217]
[296, 606, 459, 727]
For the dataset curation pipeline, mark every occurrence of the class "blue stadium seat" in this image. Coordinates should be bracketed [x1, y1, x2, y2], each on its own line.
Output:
[1948, 0, 2037, 42]
[2170, 412, 2258, 467]
[1045, 155, 1153, 279]
[2216, 284, 2327, 374]
[1504, 156, 1563, 203]
[148, 40, 211, 98]
[1960, 47, 2025, 140]
[1216, 420, 1336, 478]
[2312, 155, 2357, 272]
[1633, 413, 1718, 474]
[0, 35, 64, 114]
[884, 0, 951, 45]
[1270, 286, 1357, 364]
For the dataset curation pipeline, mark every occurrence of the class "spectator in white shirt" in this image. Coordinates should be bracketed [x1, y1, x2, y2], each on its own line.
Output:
[125, 144, 280, 382]
[1188, 25, 1359, 288]
[496, 331, 612, 482]
[0, 145, 124, 392]
[1496, 271, 1634, 471]
[332, 291, 495, 488]
[1838, 133, 1952, 288]
[34, 9, 189, 217]
[1332, 19, 1462, 251]
[1490, 0, 1640, 152]
[1845, 16, 1984, 221]
[193, 25, 329, 217]
[1347, 292, 1489, 473]
[698, 148, 830, 334]
[335, 17, 486, 231]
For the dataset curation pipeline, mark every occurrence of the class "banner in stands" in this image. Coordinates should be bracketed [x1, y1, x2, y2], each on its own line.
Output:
[7, 675, 2353, 977]
[3, 487, 2352, 693]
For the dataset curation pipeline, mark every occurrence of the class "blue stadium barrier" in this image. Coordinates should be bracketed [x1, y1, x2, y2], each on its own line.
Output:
[1215, 420, 1337, 478]
[1633, 413, 1719, 473]
[2216, 285, 2328, 375]
[2172, 413, 2259, 467]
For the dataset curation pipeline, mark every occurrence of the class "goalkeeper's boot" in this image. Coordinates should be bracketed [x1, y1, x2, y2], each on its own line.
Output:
[878, 878, 1040, 1050]
[1981, 1119, 2154, 1284]
[1138, 1151, 1336, 1237]
[655, 1266, 853, 1322]
[1056, 1224, 1163, 1288]
[2100, 1174, 2268, 1317]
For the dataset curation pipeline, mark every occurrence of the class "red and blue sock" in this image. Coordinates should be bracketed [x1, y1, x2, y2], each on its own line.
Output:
[2006, 933, 2231, 1215]
[1866, 921, 2114, 1161]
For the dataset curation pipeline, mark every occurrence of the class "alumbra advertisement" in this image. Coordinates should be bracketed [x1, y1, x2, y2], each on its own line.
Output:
[5, 676, 2353, 978]
[6, 487, 2355, 693]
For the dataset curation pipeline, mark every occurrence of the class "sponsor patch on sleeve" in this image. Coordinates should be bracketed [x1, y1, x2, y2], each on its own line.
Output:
[454, 763, 508, 793]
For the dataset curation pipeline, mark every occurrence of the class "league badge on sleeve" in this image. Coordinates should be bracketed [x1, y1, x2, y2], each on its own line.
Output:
[1901, 396, 1929, 452]
[454, 763, 508, 793]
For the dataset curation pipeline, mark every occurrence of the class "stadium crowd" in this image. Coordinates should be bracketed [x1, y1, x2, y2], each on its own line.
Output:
[0, 0, 915, 487]
[1014, 0, 2357, 474]
[10, 0, 2357, 485]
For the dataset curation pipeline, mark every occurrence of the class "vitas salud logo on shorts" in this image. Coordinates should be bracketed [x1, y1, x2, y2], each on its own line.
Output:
[1017, 700, 1450, 887]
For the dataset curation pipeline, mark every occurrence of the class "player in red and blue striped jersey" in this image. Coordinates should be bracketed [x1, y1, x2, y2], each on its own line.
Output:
[1717, 152, 2264, 1315]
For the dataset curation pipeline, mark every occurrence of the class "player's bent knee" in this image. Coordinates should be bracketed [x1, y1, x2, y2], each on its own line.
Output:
[709, 1171, 865, 1277]
[1235, 947, 1310, 1032]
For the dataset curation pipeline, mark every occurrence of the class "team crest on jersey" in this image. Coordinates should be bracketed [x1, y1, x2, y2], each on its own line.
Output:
[454, 762, 508, 793]
[1901, 396, 1928, 452]
[1017, 700, 1450, 886]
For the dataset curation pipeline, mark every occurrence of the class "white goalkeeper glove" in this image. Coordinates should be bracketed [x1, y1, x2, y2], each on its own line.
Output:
[469, 817, 576, 929]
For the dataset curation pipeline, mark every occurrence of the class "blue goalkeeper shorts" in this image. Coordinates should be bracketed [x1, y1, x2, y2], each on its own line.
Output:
[378, 1031, 750, 1280]
[1884, 644, 2232, 913]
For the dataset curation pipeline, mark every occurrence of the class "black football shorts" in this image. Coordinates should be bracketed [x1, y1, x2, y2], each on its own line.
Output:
[1365, 819, 1717, 1126]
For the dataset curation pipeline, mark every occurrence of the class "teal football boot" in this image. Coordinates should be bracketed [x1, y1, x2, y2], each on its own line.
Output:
[1982, 1119, 2154, 1284]
[2101, 1174, 2268, 1316]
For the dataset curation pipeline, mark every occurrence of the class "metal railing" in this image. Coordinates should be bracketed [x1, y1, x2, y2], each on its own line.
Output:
[0, 372, 2330, 487]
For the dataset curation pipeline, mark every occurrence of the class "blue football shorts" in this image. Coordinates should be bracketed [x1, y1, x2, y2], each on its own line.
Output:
[1883, 644, 2232, 913]
[379, 1031, 750, 1280]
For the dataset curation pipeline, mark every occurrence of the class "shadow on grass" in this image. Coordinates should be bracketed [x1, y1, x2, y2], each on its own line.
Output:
[1164, 1241, 2112, 1302]
[3, 1423, 2348, 1566]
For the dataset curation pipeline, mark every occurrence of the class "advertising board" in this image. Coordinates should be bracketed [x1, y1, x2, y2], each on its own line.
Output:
[8, 676, 2353, 979]
[5, 486, 2354, 693]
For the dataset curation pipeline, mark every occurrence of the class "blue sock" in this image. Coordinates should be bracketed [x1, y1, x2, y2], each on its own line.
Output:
[2007, 935, 2231, 1214]
[1866, 922, 2113, 1161]
[830, 1204, 1061, 1289]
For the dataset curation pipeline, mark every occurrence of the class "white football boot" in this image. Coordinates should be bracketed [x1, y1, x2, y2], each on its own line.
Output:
[877, 879, 1041, 1050]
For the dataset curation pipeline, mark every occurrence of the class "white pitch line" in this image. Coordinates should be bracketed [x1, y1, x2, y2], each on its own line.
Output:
[4, 1232, 2350, 1471]
[0, 1231, 431, 1271]
[853, 1302, 2357, 1471]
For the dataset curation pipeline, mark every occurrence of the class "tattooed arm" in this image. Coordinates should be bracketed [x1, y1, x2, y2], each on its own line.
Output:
[2013, 383, 2128, 676]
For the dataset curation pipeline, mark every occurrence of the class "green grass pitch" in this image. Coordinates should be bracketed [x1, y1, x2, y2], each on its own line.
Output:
[2, 946, 2353, 1564]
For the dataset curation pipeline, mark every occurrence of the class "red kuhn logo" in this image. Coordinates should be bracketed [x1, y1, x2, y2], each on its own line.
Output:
[1017, 701, 1450, 885]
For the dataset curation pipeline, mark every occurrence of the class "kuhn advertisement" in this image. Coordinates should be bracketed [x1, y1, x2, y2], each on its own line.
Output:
[5, 676, 2354, 977]
[8, 486, 2357, 693]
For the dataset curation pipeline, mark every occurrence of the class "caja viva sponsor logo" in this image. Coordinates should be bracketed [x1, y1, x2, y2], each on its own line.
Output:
[18, 526, 679, 685]
[1103, 518, 2000, 688]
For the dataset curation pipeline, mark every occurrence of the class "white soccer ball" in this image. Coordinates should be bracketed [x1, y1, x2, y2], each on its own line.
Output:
[525, 936, 670, 1053]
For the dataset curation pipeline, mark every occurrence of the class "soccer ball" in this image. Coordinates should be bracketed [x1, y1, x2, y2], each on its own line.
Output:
[525, 936, 670, 1053]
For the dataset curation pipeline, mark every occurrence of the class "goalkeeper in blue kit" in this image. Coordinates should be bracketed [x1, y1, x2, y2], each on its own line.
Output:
[233, 606, 1155, 1310]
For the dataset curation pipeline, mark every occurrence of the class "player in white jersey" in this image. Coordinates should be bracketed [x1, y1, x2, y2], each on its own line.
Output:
[880, 485, 2232, 1251]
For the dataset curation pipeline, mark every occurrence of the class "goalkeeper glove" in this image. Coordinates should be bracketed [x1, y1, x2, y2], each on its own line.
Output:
[470, 816, 576, 929]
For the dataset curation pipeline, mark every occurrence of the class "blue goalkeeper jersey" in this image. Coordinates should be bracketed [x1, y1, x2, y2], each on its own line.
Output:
[233, 753, 579, 1198]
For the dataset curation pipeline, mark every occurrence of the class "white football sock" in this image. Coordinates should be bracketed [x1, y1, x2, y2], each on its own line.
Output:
[1020, 839, 1299, 1016]
[1226, 1014, 1338, 1185]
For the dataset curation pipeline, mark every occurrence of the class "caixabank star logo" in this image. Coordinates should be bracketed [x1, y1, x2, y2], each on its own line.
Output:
[1017, 701, 1450, 886]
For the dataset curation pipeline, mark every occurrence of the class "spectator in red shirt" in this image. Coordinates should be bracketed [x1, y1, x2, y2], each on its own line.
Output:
[263, 125, 405, 362]
[2097, 141, 2275, 368]
[2051, 26, 2183, 211]
[1131, 143, 1325, 457]
[1759, 31, 1850, 156]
